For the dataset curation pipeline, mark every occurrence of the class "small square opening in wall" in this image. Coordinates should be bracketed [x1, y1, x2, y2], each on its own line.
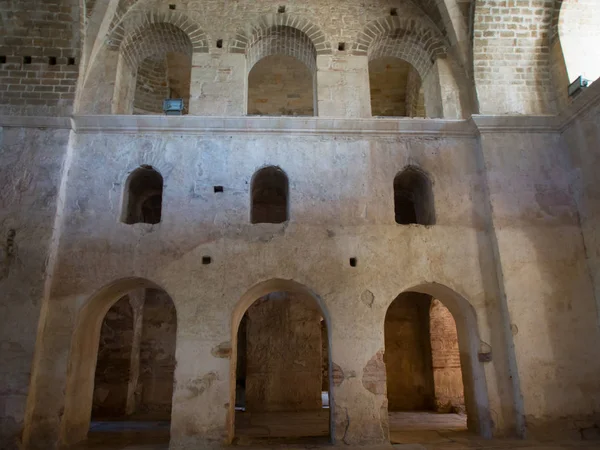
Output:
[202, 256, 212, 265]
[349, 257, 357, 267]
[390, 8, 398, 16]
[23, 56, 32, 64]
[214, 186, 224, 193]
[338, 42, 346, 51]
[0, 56, 6, 64]
[278, 5, 286, 13]
[67, 57, 76, 65]
[216, 39, 223, 49]
[169, 4, 176, 9]
[48, 56, 57, 66]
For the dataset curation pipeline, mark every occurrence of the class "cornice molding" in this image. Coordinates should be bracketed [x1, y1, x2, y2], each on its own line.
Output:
[0, 116, 71, 129]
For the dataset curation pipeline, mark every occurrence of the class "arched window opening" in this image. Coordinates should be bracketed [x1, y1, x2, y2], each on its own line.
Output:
[134, 52, 191, 114]
[558, 0, 600, 86]
[248, 55, 314, 116]
[251, 166, 289, 224]
[122, 166, 164, 225]
[246, 26, 317, 116]
[114, 23, 193, 115]
[384, 292, 466, 442]
[394, 167, 434, 225]
[86, 287, 176, 444]
[369, 57, 425, 117]
[234, 291, 330, 444]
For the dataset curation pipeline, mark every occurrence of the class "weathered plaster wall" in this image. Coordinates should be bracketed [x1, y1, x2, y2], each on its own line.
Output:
[247, 55, 314, 116]
[0, 123, 70, 449]
[92, 297, 133, 418]
[245, 292, 322, 412]
[19, 118, 522, 449]
[384, 293, 435, 411]
[430, 298, 465, 413]
[476, 117, 600, 437]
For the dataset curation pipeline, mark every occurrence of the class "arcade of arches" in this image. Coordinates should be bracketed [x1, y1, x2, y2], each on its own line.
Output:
[3, 1, 600, 450]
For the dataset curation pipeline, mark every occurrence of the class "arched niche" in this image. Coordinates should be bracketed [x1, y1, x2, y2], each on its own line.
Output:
[113, 22, 193, 115]
[384, 283, 492, 438]
[246, 26, 318, 116]
[228, 279, 335, 444]
[369, 57, 425, 117]
[250, 166, 289, 224]
[393, 167, 435, 226]
[59, 278, 178, 446]
[121, 165, 164, 225]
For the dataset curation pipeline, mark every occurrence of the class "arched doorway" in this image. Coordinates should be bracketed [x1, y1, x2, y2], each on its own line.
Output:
[384, 283, 491, 443]
[229, 279, 334, 444]
[59, 278, 177, 447]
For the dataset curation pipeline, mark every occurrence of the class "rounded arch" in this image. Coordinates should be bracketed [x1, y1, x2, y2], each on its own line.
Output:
[245, 25, 317, 75]
[229, 13, 332, 57]
[250, 166, 289, 224]
[120, 22, 193, 71]
[384, 282, 492, 438]
[228, 278, 335, 444]
[59, 277, 178, 446]
[106, 10, 209, 55]
[355, 16, 447, 79]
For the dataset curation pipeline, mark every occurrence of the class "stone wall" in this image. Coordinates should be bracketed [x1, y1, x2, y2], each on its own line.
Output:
[0, 0, 80, 116]
[245, 292, 322, 412]
[384, 293, 435, 411]
[92, 297, 133, 418]
[429, 299, 464, 413]
[473, 0, 556, 114]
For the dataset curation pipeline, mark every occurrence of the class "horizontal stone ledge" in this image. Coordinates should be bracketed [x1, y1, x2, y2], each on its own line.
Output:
[0, 114, 565, 136]
[69, 115, 477, 136]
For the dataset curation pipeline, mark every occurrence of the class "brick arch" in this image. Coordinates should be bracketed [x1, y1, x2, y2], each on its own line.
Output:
[229, 13, 333, 59]
[120, 22, 193, 70]
[106, 10, 208, 56]
[357, 17, 448, 79]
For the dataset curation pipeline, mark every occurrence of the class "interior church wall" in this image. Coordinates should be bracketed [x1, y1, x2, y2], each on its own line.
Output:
[17, 124, 517, 448]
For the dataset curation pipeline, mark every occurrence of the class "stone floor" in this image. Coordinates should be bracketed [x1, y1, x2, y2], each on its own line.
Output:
[75, 412, 600, 450]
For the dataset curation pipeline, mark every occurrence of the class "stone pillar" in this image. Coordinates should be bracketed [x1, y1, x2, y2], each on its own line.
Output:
[76, 49, 120, 114]
[125, 289, 145, 416]
[316, 54, 371, 118]
[245, 292, 322, 412]
[429, 299, 464, 412]
[189, 53, 246, 116]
